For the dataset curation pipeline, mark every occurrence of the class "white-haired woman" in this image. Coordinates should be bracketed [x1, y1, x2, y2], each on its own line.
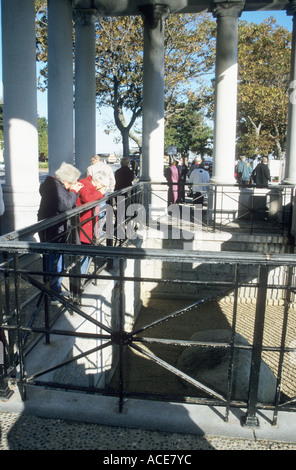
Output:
[38, 162, 83, 297]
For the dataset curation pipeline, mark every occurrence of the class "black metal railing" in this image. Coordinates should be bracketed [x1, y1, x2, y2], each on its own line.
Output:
[0, 181, 296, 428]
[163, 182, 294, 236]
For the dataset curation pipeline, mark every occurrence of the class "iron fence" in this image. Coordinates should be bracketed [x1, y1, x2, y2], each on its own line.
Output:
[0, 181, 295, 428]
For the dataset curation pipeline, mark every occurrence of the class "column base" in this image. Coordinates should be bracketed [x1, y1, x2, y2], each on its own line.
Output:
[145, 182, 168, 220]
[0, 378, 14, 399]
[210, 176, 236, 185]
[2, 184, 40, 235]
[281, 178, 296, 186]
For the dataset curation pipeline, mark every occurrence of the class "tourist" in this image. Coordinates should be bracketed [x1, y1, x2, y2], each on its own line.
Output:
[235, 156, 251, 187]
[115, 157, 134, 191]
[164, 157, 180, 205]
[189, 165, 210, 206]
[0, 183, 4, 216]
[76, 173, 106, 274]
[189, 156, 202, 176]
[177, 157, 188, 203]
[251, 157, 271, 188]
[38, 162, 83, 298]
[76, 174, 106, 244]
[86, 154, 115, 194]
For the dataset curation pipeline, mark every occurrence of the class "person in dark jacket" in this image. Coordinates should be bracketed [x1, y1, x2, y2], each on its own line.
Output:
[115, 158, 134, 190]
[114, 158, 134, 236]
[251, 157, 271, 188]
[177, 157, 188, 202]
[38, 162, 82, 296]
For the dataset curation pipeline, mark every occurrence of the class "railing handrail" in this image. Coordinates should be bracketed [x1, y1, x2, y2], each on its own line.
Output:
[0, 241, 295, 266]
[1, 180, 294, 243]
[0, 183, 142, 243]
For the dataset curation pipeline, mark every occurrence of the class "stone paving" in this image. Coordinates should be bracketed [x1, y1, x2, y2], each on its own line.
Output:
[1, 410, 296, 450]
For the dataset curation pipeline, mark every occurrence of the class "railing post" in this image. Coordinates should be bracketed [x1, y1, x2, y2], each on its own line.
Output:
[3, 253, 16, 370]
[118, 258, 125, 413]
[272, 265, 293, 426]
[13, 253, 26, 400]
[0, 367, 13, 399]
[42, 254, 51, 344]
[287, 186, 295, 244]
[0, 331, 13, 398]
[241, 265, 269, 428]
[69, 215, 82, 304]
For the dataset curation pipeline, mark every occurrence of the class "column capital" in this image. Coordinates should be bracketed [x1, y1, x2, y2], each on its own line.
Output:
[212, 0, 245, 19]
[73, 8, 99, 26]
[287, 0, 296, 16]
[139, 4, 170, 29]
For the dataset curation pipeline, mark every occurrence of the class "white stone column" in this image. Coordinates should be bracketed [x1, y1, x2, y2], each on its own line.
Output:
[140, 4, 169, 183]
[283, 3, 296, 185]
[140, 5, 170, 218]
[211, 1, 244, 185]
[73, 9, 98, 173]
[1, 0, 40, 233]
[48, 0, 74, 175]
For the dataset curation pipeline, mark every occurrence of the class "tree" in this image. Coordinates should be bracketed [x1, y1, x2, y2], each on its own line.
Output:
[35, 7, 216, 157]
[237, 18, 291, 160]
[164, 14, 216, 126]
[38, 116, 48, 161]
[165, 100, 213, 158]
[95, 16, 144, 157]
[95, 13, 216, 156]
[35, 6, 292, 162]
[35, 0, 49, 91]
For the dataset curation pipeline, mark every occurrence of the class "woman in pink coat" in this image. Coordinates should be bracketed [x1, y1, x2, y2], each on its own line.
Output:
[164, 158, 180, 205]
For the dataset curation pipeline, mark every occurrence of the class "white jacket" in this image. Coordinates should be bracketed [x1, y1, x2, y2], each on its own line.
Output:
[189, 168, 210, 194]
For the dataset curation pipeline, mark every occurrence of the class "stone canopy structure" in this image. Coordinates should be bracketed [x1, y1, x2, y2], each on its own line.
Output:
[1, 0, 296, 232]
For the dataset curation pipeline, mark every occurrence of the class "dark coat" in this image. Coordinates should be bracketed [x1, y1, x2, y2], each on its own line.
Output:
[252, 163, 271, 188]
[115, 166, 134, 191]
[38, 176, 78, 242]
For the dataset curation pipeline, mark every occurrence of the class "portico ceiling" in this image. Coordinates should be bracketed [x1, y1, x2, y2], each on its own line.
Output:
[72, 0, 291, 16]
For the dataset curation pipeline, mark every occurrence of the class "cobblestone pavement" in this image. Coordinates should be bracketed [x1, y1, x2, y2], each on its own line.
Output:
[1, 411, 296, 450]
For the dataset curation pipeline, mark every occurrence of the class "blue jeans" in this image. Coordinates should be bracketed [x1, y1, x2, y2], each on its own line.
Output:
[47, 253, 64, 293]
[80, 255, 89, 275]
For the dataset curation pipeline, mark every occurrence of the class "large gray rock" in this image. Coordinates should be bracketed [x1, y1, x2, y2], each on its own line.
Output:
[177, 329, 276, 402]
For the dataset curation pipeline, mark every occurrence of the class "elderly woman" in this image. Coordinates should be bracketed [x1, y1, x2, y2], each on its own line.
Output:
[76, 173, 106, 244]
[86, 154, 115, 194]
[38, 162, 82, 242]
[76, 173, 106, 275]
[164, 157, 180, 205]
[38, 162, 83, 297]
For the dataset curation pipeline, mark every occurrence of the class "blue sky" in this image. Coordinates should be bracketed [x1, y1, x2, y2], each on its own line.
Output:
[0, 4, 293, 152]
[241, 9, 292, 29]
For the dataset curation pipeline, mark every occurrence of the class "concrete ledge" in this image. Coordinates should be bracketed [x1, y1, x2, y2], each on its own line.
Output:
[1, 384, 296, 443]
